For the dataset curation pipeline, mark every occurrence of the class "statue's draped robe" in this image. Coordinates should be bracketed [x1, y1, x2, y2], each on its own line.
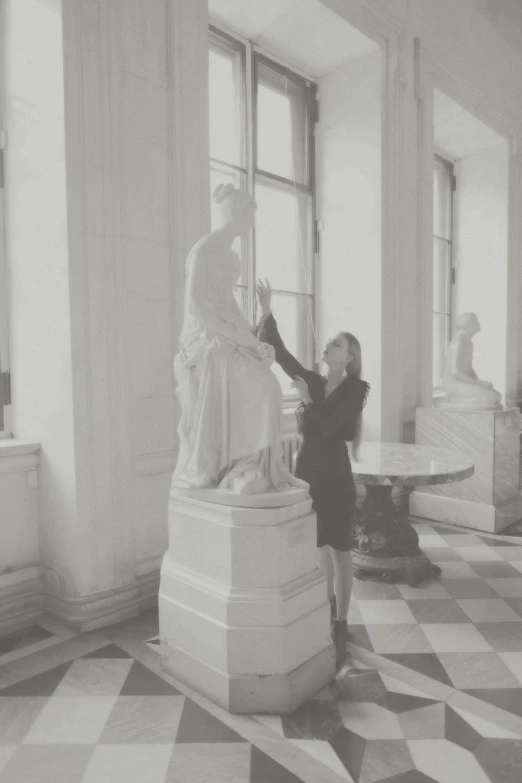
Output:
[172, 237, 303, 492]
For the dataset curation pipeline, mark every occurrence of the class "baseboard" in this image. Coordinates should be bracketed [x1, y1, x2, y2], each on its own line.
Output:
[0, 567, 160, 634]
[410, 490, 522, 533]
[0, 567, 45, 633]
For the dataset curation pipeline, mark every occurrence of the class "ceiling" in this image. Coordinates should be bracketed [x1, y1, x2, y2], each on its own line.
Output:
[208, 0, 379, 78]
[434, 90, 505, 160]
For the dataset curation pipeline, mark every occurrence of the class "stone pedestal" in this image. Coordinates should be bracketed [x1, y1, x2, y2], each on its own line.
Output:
[158, 492, 336, 714]
[410, 408, 522, 533]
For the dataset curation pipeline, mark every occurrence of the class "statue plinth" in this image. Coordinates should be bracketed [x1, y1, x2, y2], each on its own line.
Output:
[435, 396, 503, 412]
[171, 485, 309, 508]
[410, 407, 522, 533]
[158, 491, 335, 713]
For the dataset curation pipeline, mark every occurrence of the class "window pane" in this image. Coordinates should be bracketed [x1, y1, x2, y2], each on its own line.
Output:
[263, 292, 313, 396]
[210, 163, 247, 284]
[433, 238, 451, 315]
[209, 42, 244, 166]
[255, 178, 312, 294]
[433, 312, 450, 389]
[256, 59, 310, 185]
[433, 159, 452, 240]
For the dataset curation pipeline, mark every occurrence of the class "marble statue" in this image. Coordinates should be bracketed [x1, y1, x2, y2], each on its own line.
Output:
[440, 312, 502, 410]
[171, 184, 307, 496]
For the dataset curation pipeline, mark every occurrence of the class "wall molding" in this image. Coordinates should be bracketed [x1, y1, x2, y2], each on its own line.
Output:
[132, 450, 177, 477]
[0, 440, 40, 474]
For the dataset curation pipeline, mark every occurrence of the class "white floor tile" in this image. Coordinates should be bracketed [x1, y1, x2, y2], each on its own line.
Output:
[82, 744, 173, 783]
[407, 739, 491, 783]
[22, 697, 117, 744]
[420, 624, 492, 653]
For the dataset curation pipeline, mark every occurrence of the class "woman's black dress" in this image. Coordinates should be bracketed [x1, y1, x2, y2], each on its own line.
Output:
[257, 314, 369, 552]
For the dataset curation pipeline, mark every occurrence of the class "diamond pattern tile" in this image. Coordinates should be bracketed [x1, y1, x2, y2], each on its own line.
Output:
[1, 523, 522, 782]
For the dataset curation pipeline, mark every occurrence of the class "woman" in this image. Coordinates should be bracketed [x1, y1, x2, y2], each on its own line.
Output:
[256, 280, 369, 668]
[172, 184, 305, 496]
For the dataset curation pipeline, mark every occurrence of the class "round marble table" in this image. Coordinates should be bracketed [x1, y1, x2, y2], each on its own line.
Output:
[350, 442, 474, 586]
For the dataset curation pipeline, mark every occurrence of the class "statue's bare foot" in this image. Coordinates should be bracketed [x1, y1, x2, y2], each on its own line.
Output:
[232, 471, 269, 494]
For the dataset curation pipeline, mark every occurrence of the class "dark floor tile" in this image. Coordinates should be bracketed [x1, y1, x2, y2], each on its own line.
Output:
[0, 639, 18, 655]
[474, 739, 522, 783]
[440, 579, 499, 599]
[0, 662, 72, 696]
[377, 771, 439, 783]
[462, 687, 522, 717]
[281, 699, 343, 741]
[119, 660, 181, 696]
[478, 536, 521, 547]
[475, 622, 522, 651]
[250, 745, 305, 783]
[1, 625, 52, 641]
[81, 644, 132, 659]
[347, 624, 374, 652]
[378, 692, 438, 714]
[175, 698, 247, 743]
[359, 739, 415, 781]
[421, 548, 463, 562]
[382, 654, 454, 687]
[329, 727, 366, 782]
[406, 599, 470, 624]
[333, 670, 387, 704]
[506, 598, 522, 617]
[469, 562, 522, 578]
[444, 704, 481, 751]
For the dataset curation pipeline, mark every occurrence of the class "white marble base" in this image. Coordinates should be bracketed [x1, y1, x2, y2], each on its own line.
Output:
[161, 638, 335, 714]
[411, 408, 521, 533]
[171, 485, 309, 507]
[410, 491, 522, 533]
[158, 492, 335, 713]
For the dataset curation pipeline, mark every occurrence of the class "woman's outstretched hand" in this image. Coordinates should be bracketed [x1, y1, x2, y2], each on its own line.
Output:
[256, 278, 272, 317]
[290, 376, 312, 405]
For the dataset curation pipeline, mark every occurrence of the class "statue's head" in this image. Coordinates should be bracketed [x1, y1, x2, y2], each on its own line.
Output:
[213, 184, 257, 235]
[456, 312, 480, 336]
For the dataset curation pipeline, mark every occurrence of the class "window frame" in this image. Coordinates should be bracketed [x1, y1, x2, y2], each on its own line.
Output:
[0, 77, 10, 438]
[208, 26, 318, 399]
[432, 153, 455, 395]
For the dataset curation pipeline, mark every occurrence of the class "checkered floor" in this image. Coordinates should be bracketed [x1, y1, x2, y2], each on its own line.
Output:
[1, 520, 522, 782]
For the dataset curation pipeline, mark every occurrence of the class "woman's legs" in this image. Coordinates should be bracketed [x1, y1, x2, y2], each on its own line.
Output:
[330, 548, 353, 621]
[329, 547, 353, 668]
[317, 545, 335, 601]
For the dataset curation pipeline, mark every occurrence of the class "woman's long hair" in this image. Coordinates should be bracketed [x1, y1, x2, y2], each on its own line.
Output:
[341, 332, 363, 461]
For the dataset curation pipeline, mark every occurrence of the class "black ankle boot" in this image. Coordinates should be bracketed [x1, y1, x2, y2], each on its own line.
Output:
[332, 620, 348, 669]
[330, 596, 337, 624]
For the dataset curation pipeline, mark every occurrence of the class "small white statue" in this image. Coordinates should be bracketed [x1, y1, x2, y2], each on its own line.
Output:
[171, 184, 306, 496]
[439, 312, 502, 410]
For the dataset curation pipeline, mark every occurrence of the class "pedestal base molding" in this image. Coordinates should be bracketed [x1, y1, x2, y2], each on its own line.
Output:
[161, 637, 335, 714]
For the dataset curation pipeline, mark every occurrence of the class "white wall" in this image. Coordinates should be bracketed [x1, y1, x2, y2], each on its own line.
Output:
[1, 0, 79, 594]
[454, 143, 509, 397]
[316, 50, 382, 440]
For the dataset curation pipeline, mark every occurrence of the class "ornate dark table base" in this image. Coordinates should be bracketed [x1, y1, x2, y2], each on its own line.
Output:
[351, 485, 442, 587]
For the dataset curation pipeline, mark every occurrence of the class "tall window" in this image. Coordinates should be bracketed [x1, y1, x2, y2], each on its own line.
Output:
[432, 155, 455, 391]
[0, 124, 9, 437]
[208, 28, 317, 396]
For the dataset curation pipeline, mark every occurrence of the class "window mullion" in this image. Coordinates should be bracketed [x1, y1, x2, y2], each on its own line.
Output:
[245, 40, 256, 324]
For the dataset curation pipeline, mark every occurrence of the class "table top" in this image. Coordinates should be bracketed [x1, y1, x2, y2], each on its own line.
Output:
[352, 442, 474, 487]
